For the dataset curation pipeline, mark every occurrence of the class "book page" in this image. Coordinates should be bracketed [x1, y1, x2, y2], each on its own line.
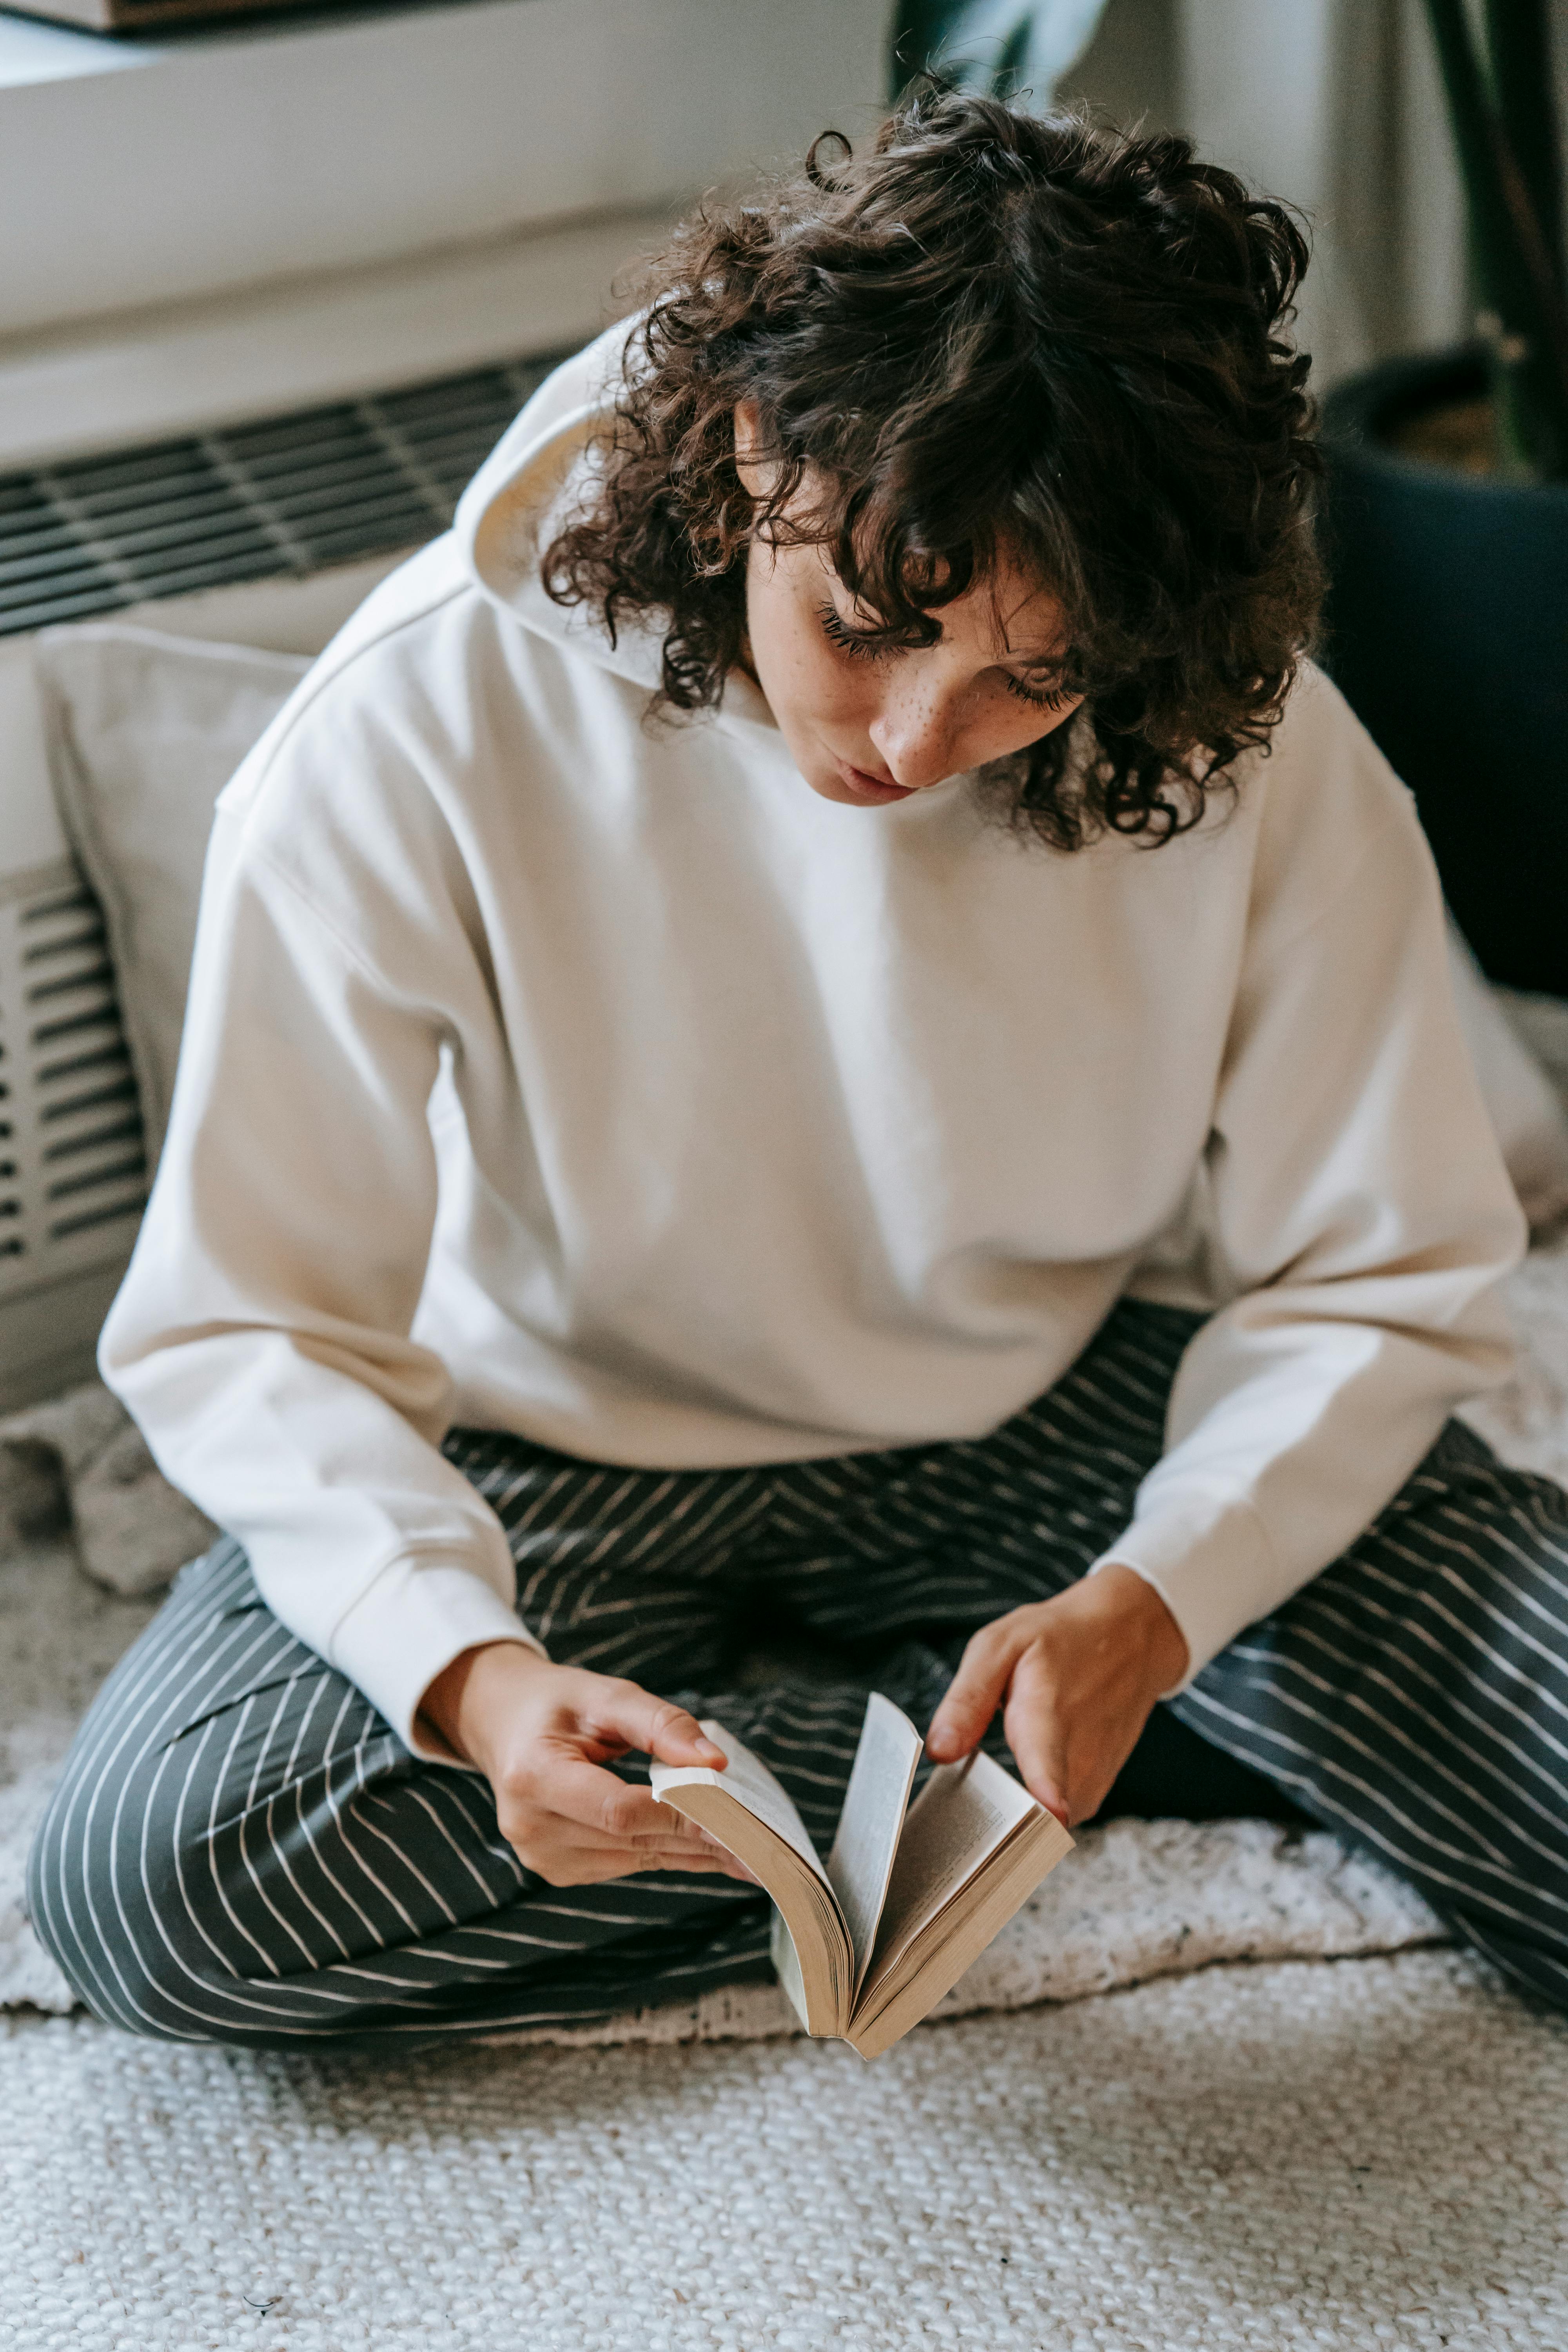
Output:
[848, 1807, 1074, 2060]
[770, 1903, 811, 2030]
[651, 1719, 829, 1883]
[862, 1749, 1040, 1984]
[826, 1694, 922, 1994]
[653, 1720, 850, 2034]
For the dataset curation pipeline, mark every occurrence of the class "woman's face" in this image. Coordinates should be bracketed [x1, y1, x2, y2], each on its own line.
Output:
[735, 412, 1083, 807]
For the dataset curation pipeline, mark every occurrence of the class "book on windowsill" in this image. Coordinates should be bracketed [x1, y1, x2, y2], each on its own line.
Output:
[651, 1692, 1074, 2060]
[2, 0, 377, 33]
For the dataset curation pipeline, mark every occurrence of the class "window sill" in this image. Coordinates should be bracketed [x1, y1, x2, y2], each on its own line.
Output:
[0, 0, 883, 343]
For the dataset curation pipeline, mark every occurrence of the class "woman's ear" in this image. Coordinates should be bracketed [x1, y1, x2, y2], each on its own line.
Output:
[732, 400, 773, 498]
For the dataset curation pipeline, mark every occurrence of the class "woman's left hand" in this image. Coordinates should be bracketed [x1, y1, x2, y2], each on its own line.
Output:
[925, 1565, 1190, 1826]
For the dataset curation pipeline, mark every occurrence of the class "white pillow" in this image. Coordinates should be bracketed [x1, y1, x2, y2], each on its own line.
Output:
[34, 626, 310, 1165]
[1446, 925, 1568, 1232]
[34, 619, 1568, 1230]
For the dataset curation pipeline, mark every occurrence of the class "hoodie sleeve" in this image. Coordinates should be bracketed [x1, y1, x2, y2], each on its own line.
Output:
[1093, 682, 1526, 1683]
[97, 718, 543, 1764]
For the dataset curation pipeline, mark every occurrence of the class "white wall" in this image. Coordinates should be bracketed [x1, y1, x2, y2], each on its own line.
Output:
[0, 0, 887, 466]
[0, 0, 887, 339]
[1173, 0, 1468, 389]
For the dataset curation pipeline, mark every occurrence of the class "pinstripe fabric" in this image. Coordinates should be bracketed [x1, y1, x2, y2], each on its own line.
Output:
[27, 1300, 1568, 2045]
[1178, 1416, 1568, 2009]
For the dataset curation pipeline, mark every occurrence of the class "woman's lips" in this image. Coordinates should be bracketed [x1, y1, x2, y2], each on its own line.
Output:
[835, 757, 913, 803]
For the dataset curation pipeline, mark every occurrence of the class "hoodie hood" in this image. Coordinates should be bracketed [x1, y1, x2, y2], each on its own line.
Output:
[453, 319, 673, 699]
[454, 319, 776, 732]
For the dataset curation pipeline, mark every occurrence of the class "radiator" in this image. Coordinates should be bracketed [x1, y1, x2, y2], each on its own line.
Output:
[0, 355, 558, 638]
[0, 857, 145, 1410]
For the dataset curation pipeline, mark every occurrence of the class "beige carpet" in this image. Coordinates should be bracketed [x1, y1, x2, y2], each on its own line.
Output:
[5, 1946, 1565, 2350]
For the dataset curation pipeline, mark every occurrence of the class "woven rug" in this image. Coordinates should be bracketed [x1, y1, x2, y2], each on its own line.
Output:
[5, 1946, 1565, 2350]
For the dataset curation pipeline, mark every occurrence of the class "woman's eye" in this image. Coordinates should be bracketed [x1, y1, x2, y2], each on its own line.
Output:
[1004, 673, 1069, 711]
[818, 597, 1071, 711]
[817, 601, 892, 662]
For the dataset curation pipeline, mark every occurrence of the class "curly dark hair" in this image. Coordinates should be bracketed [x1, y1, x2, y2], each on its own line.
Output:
[544, 89, 1323, 849]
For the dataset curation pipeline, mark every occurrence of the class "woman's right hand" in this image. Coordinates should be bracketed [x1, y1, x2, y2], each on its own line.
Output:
[418, 1641, 758, 1888]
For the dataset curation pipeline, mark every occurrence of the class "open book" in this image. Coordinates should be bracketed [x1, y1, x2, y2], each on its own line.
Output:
[651, 1693, 1073, 2060]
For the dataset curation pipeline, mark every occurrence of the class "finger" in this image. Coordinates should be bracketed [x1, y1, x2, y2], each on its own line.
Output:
[635, 1844, 753, 1877]
[581, 1681, 727, 1771]
[503, 1778, 710, 1853]
[546, 1753, 719, 1845]
[638, 1822, 760, 1885]
[501, 1813, 752, 1879]
[648, 1851, 762, 1886]
[1001, 1675, 1070, 1826]
[523, 1781, 760, 1886]
[927, 1617, 1031, 1760]
[626, 1820, 735, 1858]
[526, 1845, 749, 1888]
[498, 1800, 710, 1860]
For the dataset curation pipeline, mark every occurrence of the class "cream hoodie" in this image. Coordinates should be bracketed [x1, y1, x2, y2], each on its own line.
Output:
[100, 325, 1526, 1756]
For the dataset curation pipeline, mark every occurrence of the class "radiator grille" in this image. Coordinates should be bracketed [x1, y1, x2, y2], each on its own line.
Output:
[0, 867, 148, 1301]
[0, 352, 569, 635]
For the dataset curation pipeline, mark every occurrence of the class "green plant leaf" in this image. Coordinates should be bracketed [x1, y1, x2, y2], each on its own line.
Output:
[1423, 0, 1568, 477]
[1483, 0, 1563, 283]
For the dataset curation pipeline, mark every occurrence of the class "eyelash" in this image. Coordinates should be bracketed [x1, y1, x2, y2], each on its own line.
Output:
[815, 601, 1069, 711]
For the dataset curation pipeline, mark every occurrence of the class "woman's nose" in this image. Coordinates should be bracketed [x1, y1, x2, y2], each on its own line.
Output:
[869, 690, 964, 792]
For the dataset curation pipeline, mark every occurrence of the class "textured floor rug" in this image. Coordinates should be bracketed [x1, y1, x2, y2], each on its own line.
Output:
[6, 1946, 1565, 2350]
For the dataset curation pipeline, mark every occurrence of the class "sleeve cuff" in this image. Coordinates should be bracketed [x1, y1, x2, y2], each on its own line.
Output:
[1089, 1488, 1281, 1690]
[328, 1551, 546, 1764]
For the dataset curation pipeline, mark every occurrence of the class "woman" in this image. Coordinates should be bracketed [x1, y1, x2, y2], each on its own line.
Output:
[30, 94, 1567, 2045]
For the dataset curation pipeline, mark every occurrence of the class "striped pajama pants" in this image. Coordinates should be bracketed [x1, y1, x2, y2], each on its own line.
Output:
[27, 1301, 1568, 2046]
